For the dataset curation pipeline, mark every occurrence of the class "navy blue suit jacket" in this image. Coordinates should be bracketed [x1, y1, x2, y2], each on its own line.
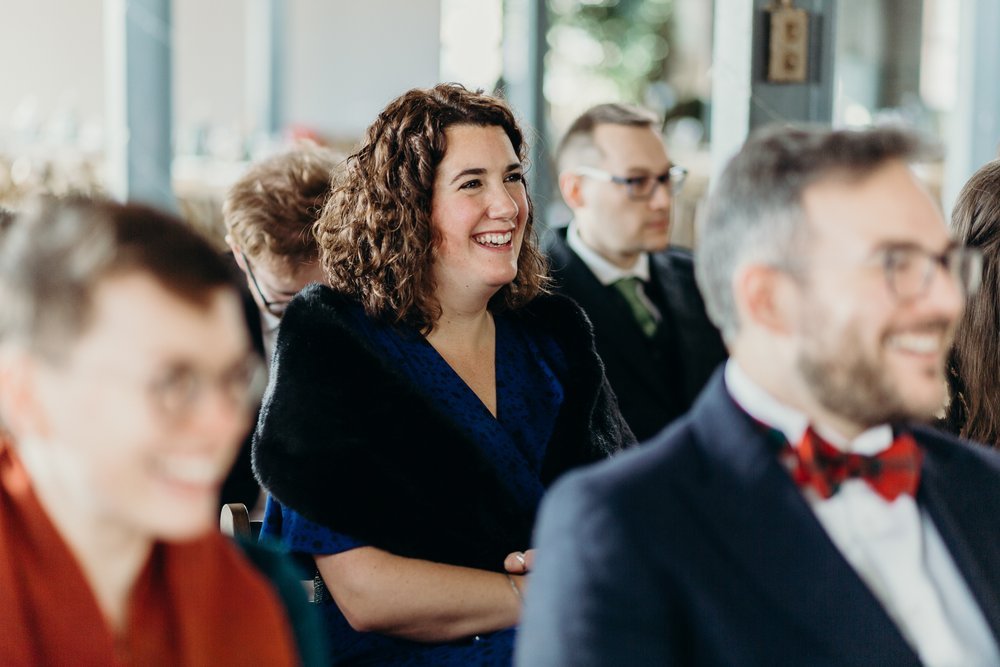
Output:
[516, 370, 1000, 666]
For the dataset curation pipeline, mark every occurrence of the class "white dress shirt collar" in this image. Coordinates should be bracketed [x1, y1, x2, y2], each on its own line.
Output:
[724, 359, 893, 455]
[566, 221, 651, 286]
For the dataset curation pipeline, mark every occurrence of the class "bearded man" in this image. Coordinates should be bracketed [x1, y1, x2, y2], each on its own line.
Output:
[517, 126, 1000, 667]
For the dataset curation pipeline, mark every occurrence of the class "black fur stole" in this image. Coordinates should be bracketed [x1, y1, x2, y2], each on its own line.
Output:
[253, 284, 633, 572]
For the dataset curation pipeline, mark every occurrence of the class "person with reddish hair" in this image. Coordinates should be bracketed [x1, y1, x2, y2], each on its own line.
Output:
[223, 142, 338, 357]
[220, 143, 341, 511]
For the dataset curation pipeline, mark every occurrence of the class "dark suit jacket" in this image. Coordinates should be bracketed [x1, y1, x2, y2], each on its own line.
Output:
[545, 226, 727, 441]
[516, 370, 1000, 666]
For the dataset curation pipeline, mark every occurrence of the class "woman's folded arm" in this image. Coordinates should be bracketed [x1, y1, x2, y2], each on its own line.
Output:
[315, 546, 526, 643]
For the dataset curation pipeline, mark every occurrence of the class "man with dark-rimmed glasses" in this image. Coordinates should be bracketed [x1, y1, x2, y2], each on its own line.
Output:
[545, 103, 726, 441]
[518, 125, 1000, 667]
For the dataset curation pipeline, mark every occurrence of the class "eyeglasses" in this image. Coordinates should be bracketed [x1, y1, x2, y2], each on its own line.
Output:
[576, 164, 688, 200]
[240, 250, 293, 317]
[138, 354, 267, 426]
[877, 243, 982, 302]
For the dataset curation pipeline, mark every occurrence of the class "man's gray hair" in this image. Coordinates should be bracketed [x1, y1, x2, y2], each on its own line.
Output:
[695, 124, 929, 344]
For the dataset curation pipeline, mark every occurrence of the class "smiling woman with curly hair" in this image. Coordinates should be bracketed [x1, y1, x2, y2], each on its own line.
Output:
[253, 83, 633, 665]
[317, 84, 548, 331]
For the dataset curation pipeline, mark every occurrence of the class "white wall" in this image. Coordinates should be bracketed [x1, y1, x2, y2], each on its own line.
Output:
[0, 0, 441, 146]
[173, 0, 247, 133]
[285, 0, 440, 141]
[0, 0, 105, 136]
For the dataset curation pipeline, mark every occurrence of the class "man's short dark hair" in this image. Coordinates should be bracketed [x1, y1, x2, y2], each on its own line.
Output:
[0, 196, 234, 360]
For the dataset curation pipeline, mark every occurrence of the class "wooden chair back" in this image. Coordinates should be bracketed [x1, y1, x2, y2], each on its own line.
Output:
[220, 502, 262, 541]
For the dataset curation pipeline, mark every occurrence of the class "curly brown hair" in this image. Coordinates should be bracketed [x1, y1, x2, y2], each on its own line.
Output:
[316, 83, 548, 331]
[223, 142, 341, 267]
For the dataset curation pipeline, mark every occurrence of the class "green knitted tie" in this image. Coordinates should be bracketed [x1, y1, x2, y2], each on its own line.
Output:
[613, 277, 659, 337]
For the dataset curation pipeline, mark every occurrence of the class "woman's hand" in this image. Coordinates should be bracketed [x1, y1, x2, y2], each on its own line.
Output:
[503, 549, 535, 574]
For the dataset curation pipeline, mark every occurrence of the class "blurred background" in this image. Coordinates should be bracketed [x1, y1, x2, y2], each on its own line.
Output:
[0, 0, 985, 248]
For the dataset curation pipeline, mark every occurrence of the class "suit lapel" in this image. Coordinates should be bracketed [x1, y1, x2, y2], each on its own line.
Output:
[683, 373, 919, 664]
[917, 436, 1000, 644]
[550, 240, 675, 404]
[555, 252, 673, 398]
[649, 253, 724, 402]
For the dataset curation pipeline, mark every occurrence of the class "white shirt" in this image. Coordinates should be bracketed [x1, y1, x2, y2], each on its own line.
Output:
[565, 221, 651, 285]
[725, 360, 999, 667]
[565, 222, 661, 321]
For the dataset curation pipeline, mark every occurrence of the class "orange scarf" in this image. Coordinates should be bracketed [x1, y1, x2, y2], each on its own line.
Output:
[0, 442, 301, 666]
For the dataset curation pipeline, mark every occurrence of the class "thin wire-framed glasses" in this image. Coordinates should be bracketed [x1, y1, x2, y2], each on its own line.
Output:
[240, 250, 292, 317]
[575, 164, 688, 200]
[878, 243, 982, 301]
[87, 354, 268, 427]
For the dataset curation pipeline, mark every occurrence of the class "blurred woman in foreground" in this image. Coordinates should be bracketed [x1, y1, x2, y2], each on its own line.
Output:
[0, 198, 320, 665]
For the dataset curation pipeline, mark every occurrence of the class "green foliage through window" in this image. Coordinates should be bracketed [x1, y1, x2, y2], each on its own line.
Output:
[547, 0, 674, 103]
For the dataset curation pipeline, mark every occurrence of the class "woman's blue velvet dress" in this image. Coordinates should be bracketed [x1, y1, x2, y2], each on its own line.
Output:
[261, 306, 566, 665]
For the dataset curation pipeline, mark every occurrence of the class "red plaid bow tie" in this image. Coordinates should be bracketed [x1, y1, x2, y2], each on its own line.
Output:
[785, 428, 923, 502]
